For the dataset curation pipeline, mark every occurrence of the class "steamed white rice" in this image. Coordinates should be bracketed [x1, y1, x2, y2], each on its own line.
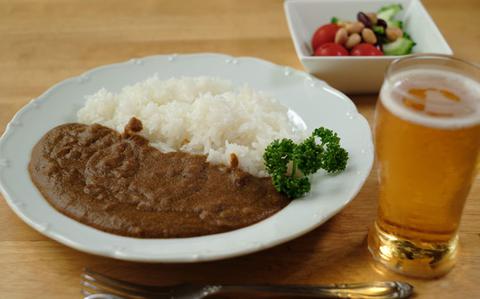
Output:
[77, 76, 304, 177]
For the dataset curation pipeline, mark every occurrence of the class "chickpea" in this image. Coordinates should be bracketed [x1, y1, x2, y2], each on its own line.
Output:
[366, 12, 378, 25]
[386, 27, 403, 41]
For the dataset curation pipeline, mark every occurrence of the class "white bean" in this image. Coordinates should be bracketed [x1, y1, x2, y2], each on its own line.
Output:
[335, 28, 348, 45]
[345, 33, 361, 49]
[362, 28, 377, 44]
[346, 22, 364, 34]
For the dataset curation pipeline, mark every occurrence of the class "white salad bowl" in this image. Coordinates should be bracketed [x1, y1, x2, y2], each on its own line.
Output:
[0, 53, 373, 263]
[284, 0, 453, 93]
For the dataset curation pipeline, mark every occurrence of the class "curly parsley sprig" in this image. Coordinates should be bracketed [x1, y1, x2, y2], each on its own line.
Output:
[263, 127, 348, 199]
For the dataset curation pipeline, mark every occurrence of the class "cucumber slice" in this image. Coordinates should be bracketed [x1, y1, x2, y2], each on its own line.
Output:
[377, 4, 403, 21]
[383, 37, 415, 55]
[373, 25, 385, 35]
[387, 19, 403, 29]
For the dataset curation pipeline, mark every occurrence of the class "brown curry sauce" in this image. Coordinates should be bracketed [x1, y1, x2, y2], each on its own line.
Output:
[29, 119, 289, 238]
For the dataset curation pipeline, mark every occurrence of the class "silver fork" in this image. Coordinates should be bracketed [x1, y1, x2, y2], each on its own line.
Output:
[81, 268, 413, 299]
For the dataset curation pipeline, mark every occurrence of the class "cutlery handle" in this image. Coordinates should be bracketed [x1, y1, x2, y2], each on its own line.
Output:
[213, 281, 413, 298]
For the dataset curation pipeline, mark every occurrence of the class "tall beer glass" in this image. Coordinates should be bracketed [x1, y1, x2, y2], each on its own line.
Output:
[368, 54, 480, 278]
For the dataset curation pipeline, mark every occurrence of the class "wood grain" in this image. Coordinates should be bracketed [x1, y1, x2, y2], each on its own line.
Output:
[0, 0, 479, 298]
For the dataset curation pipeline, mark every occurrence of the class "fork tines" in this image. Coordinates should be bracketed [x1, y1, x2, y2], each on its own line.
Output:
[81, 268, 172, 299]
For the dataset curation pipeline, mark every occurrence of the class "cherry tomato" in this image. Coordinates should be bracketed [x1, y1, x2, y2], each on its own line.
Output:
[350, 43, 384, 56]
[311, 23, 340, 50]
[314, 42, 349, 56]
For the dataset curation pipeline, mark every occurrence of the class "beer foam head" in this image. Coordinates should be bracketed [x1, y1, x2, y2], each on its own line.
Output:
[380, 68, 480, 129]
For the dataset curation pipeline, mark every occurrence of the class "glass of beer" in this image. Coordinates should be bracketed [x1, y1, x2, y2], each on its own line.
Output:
[368, 54, 480, 278]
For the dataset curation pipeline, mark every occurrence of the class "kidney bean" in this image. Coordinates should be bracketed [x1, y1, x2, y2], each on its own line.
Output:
[357, 12, 372, 28]
[377, 18, 388, 29]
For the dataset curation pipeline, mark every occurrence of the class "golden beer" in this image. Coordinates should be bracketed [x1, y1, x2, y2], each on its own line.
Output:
[368, 55, 480, 278]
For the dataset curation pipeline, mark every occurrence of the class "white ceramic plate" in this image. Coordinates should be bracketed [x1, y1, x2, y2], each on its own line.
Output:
[0, 53, 373, 263]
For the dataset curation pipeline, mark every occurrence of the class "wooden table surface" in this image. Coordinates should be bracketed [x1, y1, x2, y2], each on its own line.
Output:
[1, 0, 479, 298]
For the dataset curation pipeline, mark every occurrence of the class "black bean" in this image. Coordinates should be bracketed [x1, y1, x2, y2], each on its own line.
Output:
[377, 18, 388, 29]
[357, 12, 372, 28]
